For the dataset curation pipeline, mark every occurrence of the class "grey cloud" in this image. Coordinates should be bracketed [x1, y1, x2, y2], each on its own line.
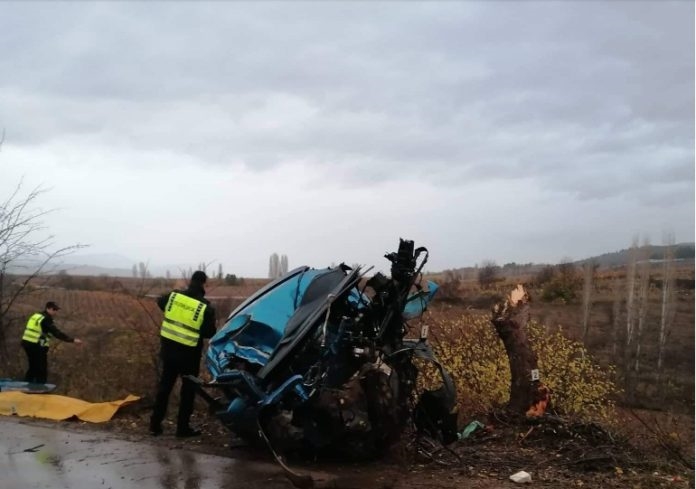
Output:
[0, 1, 692, 208]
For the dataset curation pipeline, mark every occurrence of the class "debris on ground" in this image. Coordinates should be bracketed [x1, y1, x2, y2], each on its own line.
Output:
[458, 420, 485, 440]
[509, 470, 532, 483]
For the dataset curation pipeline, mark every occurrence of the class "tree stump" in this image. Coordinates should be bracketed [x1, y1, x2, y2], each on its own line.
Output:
[491, 285, 550, 417]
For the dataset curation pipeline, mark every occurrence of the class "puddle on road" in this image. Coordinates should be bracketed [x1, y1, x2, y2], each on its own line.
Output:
[0, 418, 293, 489]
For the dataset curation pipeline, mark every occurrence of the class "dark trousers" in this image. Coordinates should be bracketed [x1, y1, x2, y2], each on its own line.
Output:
[22, 341, 48, 384]
[151, 340, 201, 430]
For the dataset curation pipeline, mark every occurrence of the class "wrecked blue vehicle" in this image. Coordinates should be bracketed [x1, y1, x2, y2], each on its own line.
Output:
[193, 239, 457, 465]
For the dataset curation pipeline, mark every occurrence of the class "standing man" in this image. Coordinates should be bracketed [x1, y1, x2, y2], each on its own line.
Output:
[150, 270, 216, 438]
[22, 301, 83, 384]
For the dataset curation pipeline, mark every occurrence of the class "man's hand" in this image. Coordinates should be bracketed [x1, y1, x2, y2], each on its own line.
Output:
[73, 338, 84, 346]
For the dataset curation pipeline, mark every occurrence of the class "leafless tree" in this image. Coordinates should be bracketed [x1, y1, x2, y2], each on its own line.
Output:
[621, 236, 641, 401]
[478, 260, 499, 289]
[624, 236, 639, 353]
[657, 233, 677, 392]
[633, 238, 651, 373]
[0, 180, 85, 361]
[438, 269, 462, 301]
[581, 261, 596, 344]
[118, 261, 163, 378]
[195, 260, 214, 278]
[610, 276, 622, 357]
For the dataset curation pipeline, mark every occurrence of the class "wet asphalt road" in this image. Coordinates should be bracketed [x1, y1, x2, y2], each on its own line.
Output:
[0, 417, 303, 489]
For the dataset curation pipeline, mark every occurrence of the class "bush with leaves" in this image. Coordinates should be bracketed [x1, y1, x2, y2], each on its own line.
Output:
[540, 262, 582, 303]
[534, 265, 556, 287]
[436, 270, 462, 302]
[421, 312, 617, 420]
[478, 261, 501, 289]
[224, 273, 244, 286]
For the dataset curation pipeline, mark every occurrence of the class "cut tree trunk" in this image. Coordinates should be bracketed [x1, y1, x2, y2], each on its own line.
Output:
[491, 285, 550, 416]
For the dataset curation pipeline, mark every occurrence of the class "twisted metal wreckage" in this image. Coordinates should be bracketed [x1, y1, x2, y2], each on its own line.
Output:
[189, 239, 458, 484]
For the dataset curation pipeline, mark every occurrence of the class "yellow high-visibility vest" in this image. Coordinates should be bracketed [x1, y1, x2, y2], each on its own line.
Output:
[160, 292, 207, 347]
[22, 313, 49, 346]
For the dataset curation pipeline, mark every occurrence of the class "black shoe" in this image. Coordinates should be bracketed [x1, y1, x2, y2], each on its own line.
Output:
[149, 422, 163, 436]
[176, 426, 201, 438]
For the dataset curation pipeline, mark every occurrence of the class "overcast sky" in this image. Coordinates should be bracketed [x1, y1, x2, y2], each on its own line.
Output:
[1, 1, 693, 277]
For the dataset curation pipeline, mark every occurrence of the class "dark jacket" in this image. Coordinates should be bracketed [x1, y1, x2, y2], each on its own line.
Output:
[157, 283, 216, 350]
[29, 310, 74, 346]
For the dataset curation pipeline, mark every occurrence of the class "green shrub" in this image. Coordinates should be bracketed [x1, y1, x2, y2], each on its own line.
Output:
[540, 263, 582, 303]
[422, 313, 617, 420]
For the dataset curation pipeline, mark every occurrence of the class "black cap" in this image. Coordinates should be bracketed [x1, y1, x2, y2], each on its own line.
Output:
[46, 301, 61, 311]
[191, 270, 207, 285]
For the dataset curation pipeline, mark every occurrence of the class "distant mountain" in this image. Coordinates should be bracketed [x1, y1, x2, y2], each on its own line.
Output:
[429, 242, 695, 278]
[54, 264, 134, 277]
[4, 253, 132, 277]
[7, 244, 693, 279]
[53, 254, 191, 278]
[5, 254, 206, 279]
[61, 253, 136, 269]
[4, 259, 133, 278]
[576, 242, 694, 268]
[53, 253, 136, 277]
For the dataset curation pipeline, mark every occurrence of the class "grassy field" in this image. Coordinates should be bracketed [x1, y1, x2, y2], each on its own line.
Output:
[1, 263, 693, 412]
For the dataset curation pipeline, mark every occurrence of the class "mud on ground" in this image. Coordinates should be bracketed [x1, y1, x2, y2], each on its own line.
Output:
[39, 399, 694, 489]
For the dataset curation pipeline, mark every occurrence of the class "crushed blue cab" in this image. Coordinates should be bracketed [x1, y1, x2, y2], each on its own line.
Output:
[192, 239, 458, 460]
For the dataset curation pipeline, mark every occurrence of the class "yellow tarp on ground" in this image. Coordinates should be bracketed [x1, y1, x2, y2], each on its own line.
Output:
[0, 392, 140, 423]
